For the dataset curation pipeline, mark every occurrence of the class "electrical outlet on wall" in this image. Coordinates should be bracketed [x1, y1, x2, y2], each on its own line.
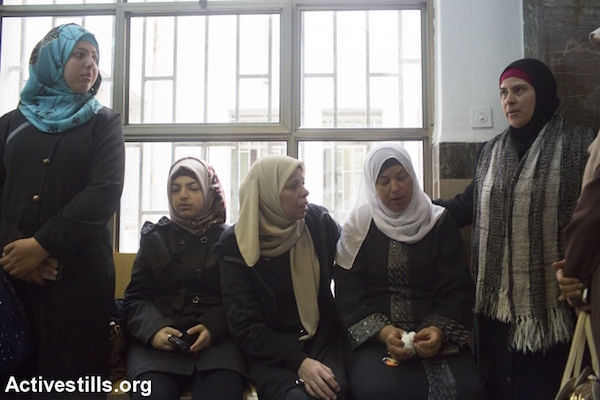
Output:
[470, 107, 493, 128]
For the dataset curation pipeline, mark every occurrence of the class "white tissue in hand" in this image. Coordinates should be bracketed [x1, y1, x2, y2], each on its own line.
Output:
[402, 331, 416, 355]
[590, 27, 600, 47]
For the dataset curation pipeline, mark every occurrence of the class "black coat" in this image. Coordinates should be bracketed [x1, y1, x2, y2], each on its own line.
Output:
[214, 204, 343, 373]
[123, 218, 246, 379]
[0, 108, 124, 379]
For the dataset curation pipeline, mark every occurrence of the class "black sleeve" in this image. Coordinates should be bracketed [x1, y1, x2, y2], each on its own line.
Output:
[334, 239, 392, 348]
[433, 179, 474, 228]
[0, 112, 25, 247]
[123, 250, 174, 344]
[316, 206, 341, 267]
[432, 143, 485, 228]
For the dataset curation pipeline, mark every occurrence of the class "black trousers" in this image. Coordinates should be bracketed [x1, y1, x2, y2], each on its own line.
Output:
[130, 369, 247, 400]
[475, 314, 571, 400]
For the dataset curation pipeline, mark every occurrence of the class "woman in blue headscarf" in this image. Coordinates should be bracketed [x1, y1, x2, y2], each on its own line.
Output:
[0, 23, 124, 398]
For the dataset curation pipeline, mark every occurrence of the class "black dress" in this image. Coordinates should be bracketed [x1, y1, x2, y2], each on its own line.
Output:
[334, 211, 486, 400]
[0, 108, 124, 392]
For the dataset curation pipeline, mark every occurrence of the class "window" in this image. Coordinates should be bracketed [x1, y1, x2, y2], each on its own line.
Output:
[129, 14, 280, 124]
[301, 10, 423, 129]
[0, 1, 431, 252]
[0, 16, 115, 113]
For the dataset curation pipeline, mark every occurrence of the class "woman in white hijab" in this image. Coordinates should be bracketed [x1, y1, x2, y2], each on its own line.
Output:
[335, 144, 485, 400]
[215, 155, 352, 400]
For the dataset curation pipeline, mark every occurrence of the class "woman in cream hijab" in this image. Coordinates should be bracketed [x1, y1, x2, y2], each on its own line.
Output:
[215, 155, 352, 400]
[335, 144, 485, 400]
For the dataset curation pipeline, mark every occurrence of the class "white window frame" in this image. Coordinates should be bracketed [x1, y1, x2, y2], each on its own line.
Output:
[0, 0, 433, 250]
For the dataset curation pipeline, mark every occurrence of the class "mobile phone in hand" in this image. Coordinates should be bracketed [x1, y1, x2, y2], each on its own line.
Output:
[167, 334, 192, 352]
[39, 258, 63, 281]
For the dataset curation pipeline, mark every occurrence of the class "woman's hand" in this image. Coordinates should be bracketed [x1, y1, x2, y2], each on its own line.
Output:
[37, 257, 60, 280]
[554, 260, 590, 312]
[297, 358, 340, 400]
[1, 238, 50, 280]
[377, 325, 413, 362]
[413, 326, 443, 358]
[150, 326, 180, 351]
[187, 324, 211, 353]
[22, 269, 45, 285]
[555, 267, 584, 302]
[17, 258, 61, 286]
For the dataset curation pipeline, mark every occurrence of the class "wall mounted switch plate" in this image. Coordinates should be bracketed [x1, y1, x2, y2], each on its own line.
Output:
[470, 106, 493, 128]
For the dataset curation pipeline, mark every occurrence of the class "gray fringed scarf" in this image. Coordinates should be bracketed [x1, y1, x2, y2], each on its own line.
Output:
[473, 115, 593, 353]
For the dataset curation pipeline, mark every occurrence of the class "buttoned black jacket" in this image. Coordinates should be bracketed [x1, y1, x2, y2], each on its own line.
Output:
[0, 108, 124, 378]
[123, 218, 247, 379]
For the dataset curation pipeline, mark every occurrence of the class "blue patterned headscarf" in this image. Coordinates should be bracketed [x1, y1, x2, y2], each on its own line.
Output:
[18, 23, 103, 133]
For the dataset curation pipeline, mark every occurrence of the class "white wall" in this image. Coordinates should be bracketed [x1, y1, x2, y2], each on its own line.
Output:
[433, 0, 524, 143]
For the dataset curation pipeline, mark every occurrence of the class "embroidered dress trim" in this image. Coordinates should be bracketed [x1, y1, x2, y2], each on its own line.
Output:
[423, 358, 457, 400]
[422, 313, 470, 346]
[388, 240, 414, 324]
[348, 312, 390, 348]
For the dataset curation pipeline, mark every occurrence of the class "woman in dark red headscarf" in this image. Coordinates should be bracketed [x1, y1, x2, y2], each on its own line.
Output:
[435, 58, 596, 400]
